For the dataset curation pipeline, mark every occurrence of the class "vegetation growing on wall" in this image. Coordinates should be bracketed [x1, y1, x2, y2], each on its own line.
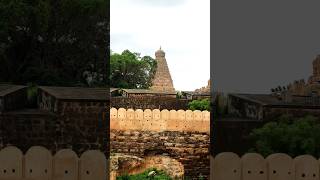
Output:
[116, 168, 172, 180]
[26, 83, 38, 108]
[176, 91, 183, 99]
[249, 115, 320, 158]
[188, 99, 210, 111]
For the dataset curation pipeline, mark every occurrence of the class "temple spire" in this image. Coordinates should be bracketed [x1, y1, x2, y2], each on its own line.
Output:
[151, 48, 175, 92]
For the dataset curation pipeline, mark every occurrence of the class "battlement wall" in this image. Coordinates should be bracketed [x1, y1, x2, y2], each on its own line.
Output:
[110, 108, 210, 133]
[110, 108, 210, 178]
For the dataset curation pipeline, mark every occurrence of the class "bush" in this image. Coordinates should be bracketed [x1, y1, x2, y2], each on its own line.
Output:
[26, 83, 38, 108]
[188, 99, 210, 111]
[249, 115, 320, 158]
[116, 168, 172, 180]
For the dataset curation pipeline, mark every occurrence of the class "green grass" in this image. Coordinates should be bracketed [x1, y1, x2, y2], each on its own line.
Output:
[116, 168, 172, 180]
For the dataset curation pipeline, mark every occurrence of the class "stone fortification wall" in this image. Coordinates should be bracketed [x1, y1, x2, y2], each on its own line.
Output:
[110, 97, 191, 110]
[0, 86, 27, 113]
[110, 108, 210, 179]
[0, 89, 108, 156]
[110, 108, 209, 132]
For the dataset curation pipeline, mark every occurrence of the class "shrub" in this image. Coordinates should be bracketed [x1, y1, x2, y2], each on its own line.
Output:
[188, 99, 210, 111]
[249, 115, 320, 158]
[116, 168, 172, 180]
[26, 83, 38, 108]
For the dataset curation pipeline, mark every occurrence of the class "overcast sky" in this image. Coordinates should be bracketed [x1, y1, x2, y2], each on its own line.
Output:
[213, 0, 320, 94]
[111, 0, 210, 91]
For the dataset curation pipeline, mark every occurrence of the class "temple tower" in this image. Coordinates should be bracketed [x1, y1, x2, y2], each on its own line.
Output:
[150, 47, 175, 92]
[309, 55, 320, 84]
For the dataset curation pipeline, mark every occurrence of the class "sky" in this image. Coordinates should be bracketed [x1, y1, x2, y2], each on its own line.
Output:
[213, 0, 320, 94]
[111, 0, 210, 91]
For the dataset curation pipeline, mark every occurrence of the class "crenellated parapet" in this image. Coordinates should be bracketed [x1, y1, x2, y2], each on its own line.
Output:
[110, 108, 210, 133]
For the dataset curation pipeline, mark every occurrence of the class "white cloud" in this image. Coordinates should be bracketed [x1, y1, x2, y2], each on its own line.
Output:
[111, 0, 210, 91]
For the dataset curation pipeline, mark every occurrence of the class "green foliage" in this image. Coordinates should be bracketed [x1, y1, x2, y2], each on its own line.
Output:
[26, 83, 38, 108]
[110, 50, 157, 89]
[0, 0, 108, 87]
[249, 115, 320, 158]
[176, 91, 182, 99]
[116, 168, 172, 180]
[198, 174, 205, 180]
[188, 99, 211, 111]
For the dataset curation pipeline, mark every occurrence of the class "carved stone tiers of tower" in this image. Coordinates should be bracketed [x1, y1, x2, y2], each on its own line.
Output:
[150, 47, 175, 92]
[309, 55, 320, 84]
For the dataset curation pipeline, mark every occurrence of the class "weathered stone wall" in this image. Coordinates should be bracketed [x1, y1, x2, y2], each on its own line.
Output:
[111, 97, 191, 110]
[0, 87, 27, 113]
[0, 91, 108, 156]
[0, 97, 3, 113]
[111, 130, 210, 178]
[46, 98, 108, 156]
[38, 90, 57, 112]
[124, 93, 176, 98]
[0, 109, 57, 153]
[228, 95, 264, 120]
[263, 105, 320, 121]
[53, 101, 108, 156]
[228, 93, 320, 121]
[110, 108, 210, 179]
[213, 119, 263, 156]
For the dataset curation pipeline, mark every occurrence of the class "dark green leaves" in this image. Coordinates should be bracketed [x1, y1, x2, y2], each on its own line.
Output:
[249, 115, 320, 157]
[110, 50, 157, 89]
[188, 99, 211, 111]
[0, 0, 108, 87]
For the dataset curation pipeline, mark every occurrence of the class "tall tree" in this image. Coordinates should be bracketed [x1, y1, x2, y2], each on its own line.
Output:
[0, 0, 109, 87]
[110, 50, 157, 89]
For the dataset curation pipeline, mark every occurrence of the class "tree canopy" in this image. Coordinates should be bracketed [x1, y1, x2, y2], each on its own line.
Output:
[0, 0, 109, 87]
[249, 115, 320, 158]
[110, 50, 157, 89]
